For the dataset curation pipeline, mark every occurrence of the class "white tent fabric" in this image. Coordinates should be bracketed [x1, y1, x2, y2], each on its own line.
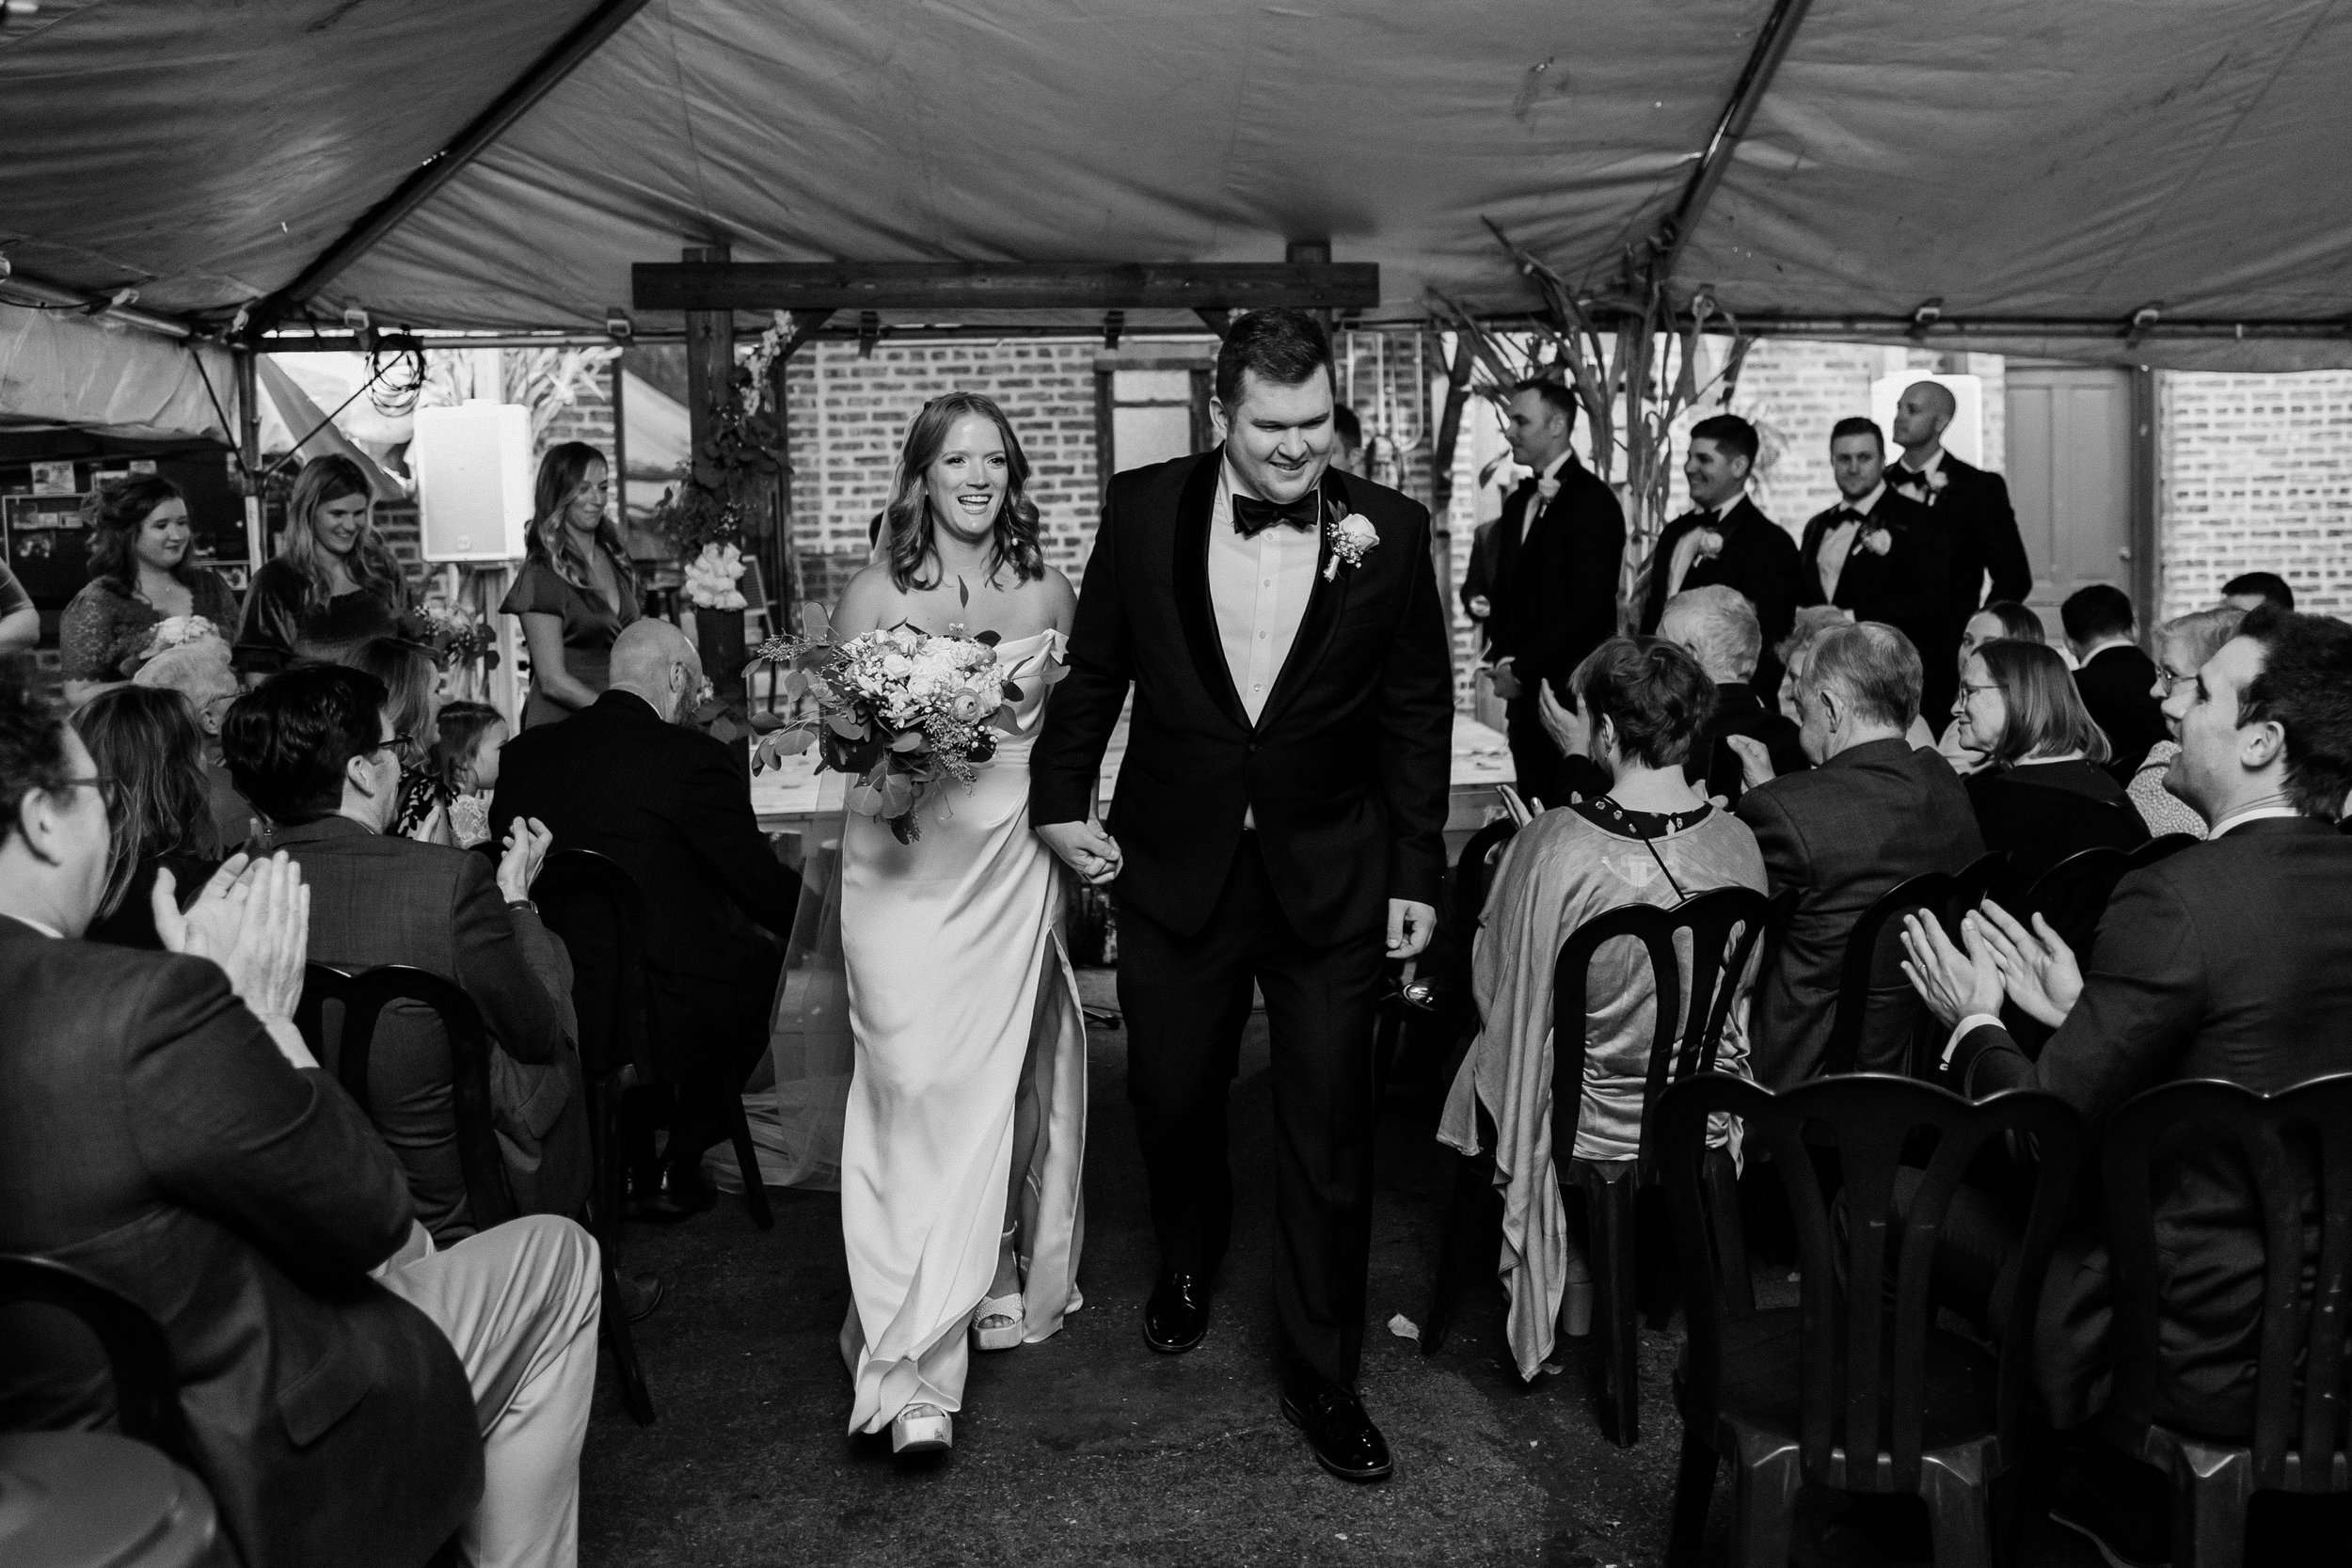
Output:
[4, 0, 2348, 365]
[0, 308, 239, 443]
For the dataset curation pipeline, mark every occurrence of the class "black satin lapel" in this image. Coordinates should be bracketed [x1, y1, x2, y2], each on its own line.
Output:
[1171, 453, 1248, 729]
[1254, 473, 1351, 734]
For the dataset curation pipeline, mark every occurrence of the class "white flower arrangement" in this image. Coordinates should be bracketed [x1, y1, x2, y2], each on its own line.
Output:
[1325, 512, 1380, 581]
[684, 541, 749, 610]
[142, 614, 222, 659]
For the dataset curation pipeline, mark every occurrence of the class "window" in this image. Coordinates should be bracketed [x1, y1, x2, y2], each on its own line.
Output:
[1095, 363, 1212, 483]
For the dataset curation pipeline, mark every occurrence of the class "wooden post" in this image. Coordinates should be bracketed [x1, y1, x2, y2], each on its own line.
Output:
[681, 243, 749, 761]
[234, 345, 265, 575]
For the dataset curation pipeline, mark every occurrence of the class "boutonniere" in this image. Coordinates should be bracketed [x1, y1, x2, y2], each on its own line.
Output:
[1926, 468, 1949, 500]
[1695, 527, 1725, 560]
[1326, 512, 1379, 581]
[1858, 525, 1894, 557]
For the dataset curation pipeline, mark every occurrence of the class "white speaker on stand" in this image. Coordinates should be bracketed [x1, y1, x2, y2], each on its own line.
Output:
[413, 400, 534, 724]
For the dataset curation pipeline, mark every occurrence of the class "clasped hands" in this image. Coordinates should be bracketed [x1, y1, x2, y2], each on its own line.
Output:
[1898, 897, 2085, 1035]
[1036, 819, 1438, 959]
[152, 851, 318, 1069]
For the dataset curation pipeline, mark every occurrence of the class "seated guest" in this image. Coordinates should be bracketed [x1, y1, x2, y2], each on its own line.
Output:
[0, 685, 600, 1568]
[70, 685, 220, 949]
[491, 619, 801, 1217]
[426, 699, 512, 848]
[1440, 637, 1765, 1381]
[134, 634, 255, 847]
[1771, 604, 1853, 725]
[1658, 584, 1805, 807]
[350, 635, 453, 842]
[1737, 622, 1984, 1085]
[224, 665, 591, 1241]
[1935, 600, 2043, 773]
[238, 454, 418, 672]
[2127, 606, 2246, 839]
[2219, 569, 2293, 613]
[59, 473, 245, 708]
[2062, 583, 2167, 779]
[1950, 638, 2148, 900]
[1902, 607, 2352, 1566]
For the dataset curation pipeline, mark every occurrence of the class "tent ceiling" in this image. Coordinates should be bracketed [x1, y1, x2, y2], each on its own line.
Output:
[4, 0, 2348, 367]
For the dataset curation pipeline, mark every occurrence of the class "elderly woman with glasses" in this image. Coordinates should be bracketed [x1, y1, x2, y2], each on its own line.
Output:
[1950, 637, 2150, 900]
[2125, 606, 2249, 838]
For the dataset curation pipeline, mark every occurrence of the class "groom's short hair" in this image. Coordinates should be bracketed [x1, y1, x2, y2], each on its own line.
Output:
[1216, 309, 1335, 408]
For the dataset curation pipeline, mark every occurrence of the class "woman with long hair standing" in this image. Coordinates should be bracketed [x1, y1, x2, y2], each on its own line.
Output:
[238, 454, 415, 670]
[59, 473, 244, 706]
[70, 685, 221, 949]
[499, 441, 638, 728]
[818, 390, 1087, 1455]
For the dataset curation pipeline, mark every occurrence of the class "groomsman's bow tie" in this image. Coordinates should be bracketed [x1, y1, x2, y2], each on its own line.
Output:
[1836, 506, 1870, 524]
[1891, 467, 1930, 490]
[1232, 491, 1321, 538]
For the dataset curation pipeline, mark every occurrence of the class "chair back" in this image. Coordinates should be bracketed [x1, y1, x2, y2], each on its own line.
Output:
[1454, 817, 1519, 940]
[1549, 886, 1776, 1174]
[532, 848, 657, 1082]
[1821, 851, 2005, 1076]
[1654, 1072, 2083, 1490]
[0, 1256, 193, 1465]
[2021, 846, 2133, 956]
[294, 962, 516, 1231]
[2126, 832, 2200, 872]
[2102, 1074, 2352, 1488]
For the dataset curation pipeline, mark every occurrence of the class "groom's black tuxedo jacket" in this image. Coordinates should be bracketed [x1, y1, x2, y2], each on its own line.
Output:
[1032, 452, 1454, 942]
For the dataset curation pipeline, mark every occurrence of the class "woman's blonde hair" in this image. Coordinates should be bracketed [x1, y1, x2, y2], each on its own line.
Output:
[1975, 638, 2109, 768]
[525, 441, 634, 598]
[281, 455, 411, 614]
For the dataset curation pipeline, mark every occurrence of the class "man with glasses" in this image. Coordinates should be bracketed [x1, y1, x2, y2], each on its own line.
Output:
[219, 663, 593, 1248]
[0, 678, 601, 1568]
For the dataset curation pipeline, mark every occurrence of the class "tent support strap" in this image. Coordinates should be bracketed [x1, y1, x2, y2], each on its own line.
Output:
[1651, 0, 1814, 284]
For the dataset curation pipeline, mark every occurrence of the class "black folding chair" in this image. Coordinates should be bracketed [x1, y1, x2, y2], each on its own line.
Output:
[1656, 1073, 2085, 1568]
[0, 1256, 194, 1467]
[2096, 1073, 2352, 1568]
[2020, 845, 2134, 958]
[297, 963, 518, 1234]
[1821, 850, 2006, 1078]
[1375, 816, 1521, 1097]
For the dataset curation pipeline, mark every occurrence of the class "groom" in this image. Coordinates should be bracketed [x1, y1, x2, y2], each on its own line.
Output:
[1032, 309, 1454, 1481]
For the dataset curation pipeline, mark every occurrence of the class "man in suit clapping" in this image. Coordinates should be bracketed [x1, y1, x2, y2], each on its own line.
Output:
[1483, 378, 1626, 808]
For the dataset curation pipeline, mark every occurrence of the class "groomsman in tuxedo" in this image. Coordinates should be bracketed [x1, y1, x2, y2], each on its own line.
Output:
[1799, 419, 1950, 674]
[1635, 413, 1804, 698]
[1484, 378, 1625, 806]
[1886, 380, 2032, 720]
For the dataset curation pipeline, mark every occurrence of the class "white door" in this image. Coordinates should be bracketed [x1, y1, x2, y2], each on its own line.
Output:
[2004, 365, 2138, 630]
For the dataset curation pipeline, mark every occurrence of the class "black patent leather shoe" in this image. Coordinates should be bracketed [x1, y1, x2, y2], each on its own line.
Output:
[663, 1158, 718, 1215]
[1281, 1380, 1393, 1481]
[1141, 1272, 1211, 1354]
[624, 1165, 693, 1223]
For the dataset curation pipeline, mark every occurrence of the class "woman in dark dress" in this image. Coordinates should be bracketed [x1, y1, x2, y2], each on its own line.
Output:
[70, 686, 221, 949]
[1950, 637, 2148, 902]
[237, 454, 417, 672]
[59, 473, 244, 706]
[500, 441, 638, 729]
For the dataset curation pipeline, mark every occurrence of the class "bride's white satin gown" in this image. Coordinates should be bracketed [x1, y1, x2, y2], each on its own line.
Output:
[837, 628, 1087, 1433]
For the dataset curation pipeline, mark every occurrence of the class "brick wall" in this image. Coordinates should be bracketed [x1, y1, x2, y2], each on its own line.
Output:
[2157, 370, 2352, 619]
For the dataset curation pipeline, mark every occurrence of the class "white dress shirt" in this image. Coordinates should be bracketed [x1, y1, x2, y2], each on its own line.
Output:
[1666, 489, 1746, 600]
[1518, 449, 1576, 545]
[1817, 482, 1885, 600]
[1208, 457, 1319, 726]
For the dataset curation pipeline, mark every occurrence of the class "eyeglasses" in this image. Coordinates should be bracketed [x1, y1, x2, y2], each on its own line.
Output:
[375, 734, 415, 761]
[1958, 682, 2006, 697]
[2156, 667, 2197, 690]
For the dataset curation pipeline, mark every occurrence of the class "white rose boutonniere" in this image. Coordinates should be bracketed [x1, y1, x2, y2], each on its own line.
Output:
[1926, 467, 1949, 501]
[1695, 527, 1726, 560]
[1859, 526, 1894, 558]
[1326, 513, 1379, 581]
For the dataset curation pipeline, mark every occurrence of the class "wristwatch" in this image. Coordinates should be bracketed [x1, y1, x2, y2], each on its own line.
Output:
[506, 897, 539, 916]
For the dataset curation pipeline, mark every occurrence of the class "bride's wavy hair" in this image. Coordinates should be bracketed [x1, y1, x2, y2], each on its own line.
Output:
[881, 392, 1045, 593]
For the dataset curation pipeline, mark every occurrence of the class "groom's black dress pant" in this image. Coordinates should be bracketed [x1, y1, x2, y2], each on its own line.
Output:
[1117, 832, 1386, 1387]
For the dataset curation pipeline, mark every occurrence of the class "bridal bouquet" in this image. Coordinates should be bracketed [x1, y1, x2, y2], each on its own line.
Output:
[751, 606, 1023, 843]
[142, 614, 222, 658]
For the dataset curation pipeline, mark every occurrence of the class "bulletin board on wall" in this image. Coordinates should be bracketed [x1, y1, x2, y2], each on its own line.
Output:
[0, 445, 251, 625]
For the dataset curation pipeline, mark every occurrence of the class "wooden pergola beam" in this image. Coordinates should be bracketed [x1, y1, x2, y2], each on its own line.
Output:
[631, 261, 1379, 315]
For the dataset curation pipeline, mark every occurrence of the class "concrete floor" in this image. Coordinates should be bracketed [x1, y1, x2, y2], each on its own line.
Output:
[578, 974, 2117, 1568]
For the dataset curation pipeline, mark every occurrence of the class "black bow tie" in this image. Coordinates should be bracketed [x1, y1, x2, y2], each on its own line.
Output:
[1891, 467, 1930, 490]
[1836, 507, 1869, 524]
[1232, 490, 1321, 539]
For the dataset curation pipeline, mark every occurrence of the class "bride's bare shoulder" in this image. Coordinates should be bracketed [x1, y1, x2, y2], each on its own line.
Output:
[1032, 564, 1077, 627]
[832, 562, 905, 637]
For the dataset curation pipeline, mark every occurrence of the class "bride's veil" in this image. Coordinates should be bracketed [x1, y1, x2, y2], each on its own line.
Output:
[734, 769, 854, 1191]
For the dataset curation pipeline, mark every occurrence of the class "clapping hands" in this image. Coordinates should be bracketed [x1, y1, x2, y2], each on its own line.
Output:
[153, 852, 314, 1062]
[498, 816, 555, 903]
[1898, 897, 2085, 1034]
[1723, 734, 1777, 791]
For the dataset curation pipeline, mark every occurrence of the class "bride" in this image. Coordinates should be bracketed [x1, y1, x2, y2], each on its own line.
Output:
[828, 390, 1096, 1454]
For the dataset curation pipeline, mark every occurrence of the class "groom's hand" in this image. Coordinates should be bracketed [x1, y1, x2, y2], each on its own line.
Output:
[1038, 818, 1122, 887]
[1387, 899, 1437, 959]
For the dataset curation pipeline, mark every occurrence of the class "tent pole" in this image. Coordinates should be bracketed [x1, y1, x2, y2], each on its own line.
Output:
[235, 345, 266, 575]
[253, 0, 658, 327]
[1651, 0, 1814, 285]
